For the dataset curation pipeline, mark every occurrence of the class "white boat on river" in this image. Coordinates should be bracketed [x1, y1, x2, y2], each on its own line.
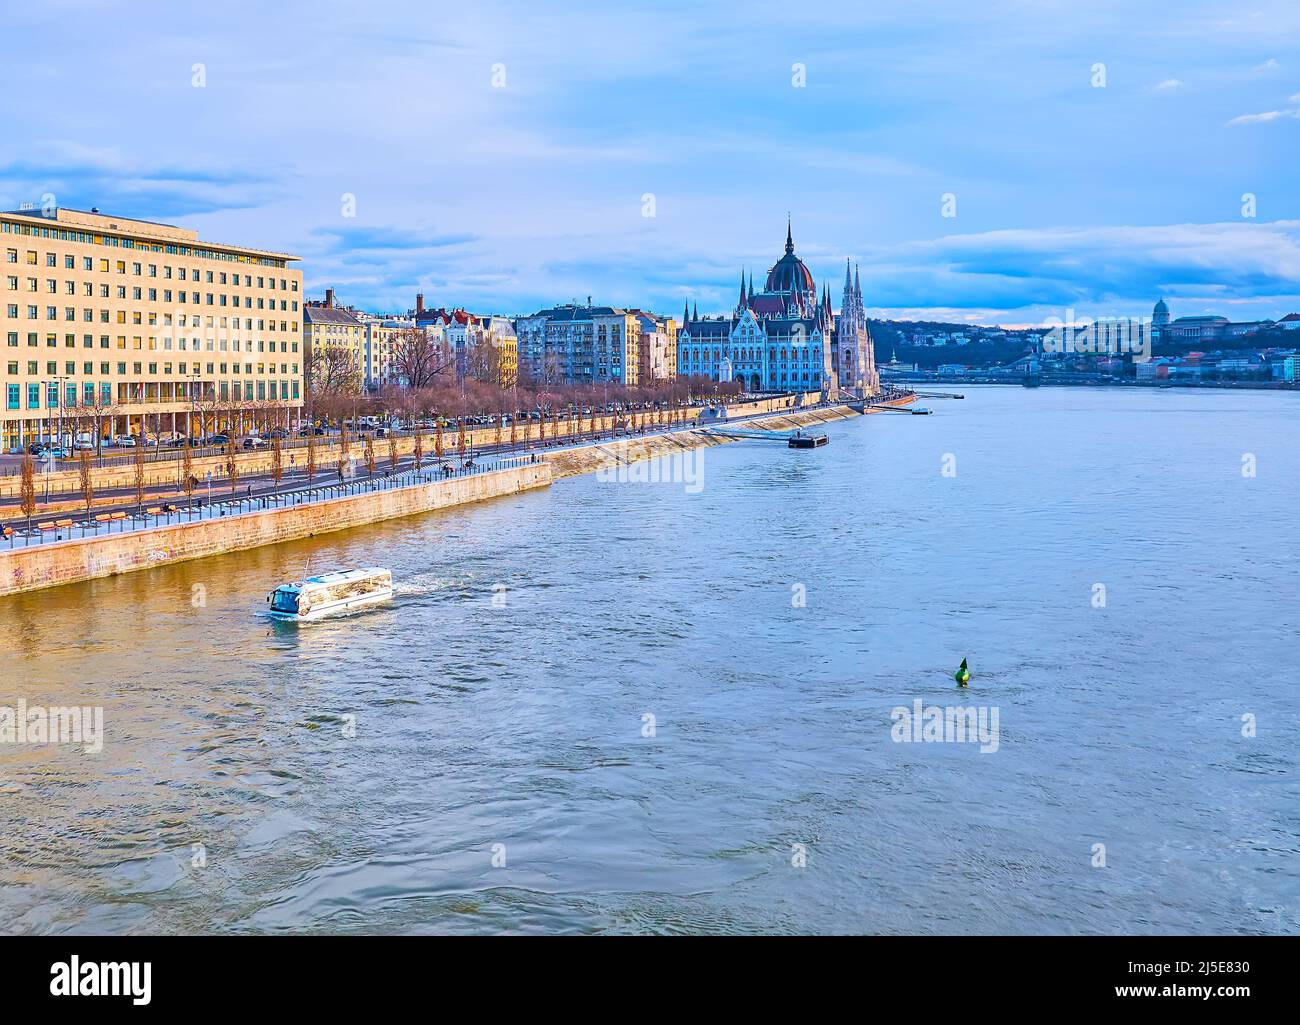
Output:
[266, 568, 393, 621]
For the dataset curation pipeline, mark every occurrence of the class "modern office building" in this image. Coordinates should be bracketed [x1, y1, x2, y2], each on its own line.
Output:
[1, 205, 302, 450]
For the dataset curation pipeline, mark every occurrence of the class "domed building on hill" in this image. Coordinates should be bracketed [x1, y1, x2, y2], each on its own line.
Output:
[1152, 298, 1171, 337]
[677, 220, 878, 396]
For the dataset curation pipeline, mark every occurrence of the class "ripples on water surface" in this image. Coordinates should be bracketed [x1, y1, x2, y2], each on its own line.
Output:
[1, 387, 1297, 934]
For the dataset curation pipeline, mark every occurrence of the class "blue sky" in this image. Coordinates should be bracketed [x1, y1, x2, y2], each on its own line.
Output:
[3, 0, 1298, 326]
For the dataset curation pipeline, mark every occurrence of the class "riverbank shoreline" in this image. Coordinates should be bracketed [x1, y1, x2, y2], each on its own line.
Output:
[0, 396, 907, 597]
[0, 462, 551, 598]
[546, 400, 884, 479]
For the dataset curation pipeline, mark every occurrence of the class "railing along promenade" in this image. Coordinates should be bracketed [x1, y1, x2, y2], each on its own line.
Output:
[2, 454, 540, 550]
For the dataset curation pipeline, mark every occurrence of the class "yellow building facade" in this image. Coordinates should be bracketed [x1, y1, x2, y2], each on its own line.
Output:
[1, 206, 302, 449]
[303, 291, 365, 394]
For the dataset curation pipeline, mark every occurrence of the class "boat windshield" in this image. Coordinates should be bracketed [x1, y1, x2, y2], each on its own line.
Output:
[270, 589, 300, 614]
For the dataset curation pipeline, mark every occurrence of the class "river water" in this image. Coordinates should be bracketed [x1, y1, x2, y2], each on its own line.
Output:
[2, 386, 1297, 934]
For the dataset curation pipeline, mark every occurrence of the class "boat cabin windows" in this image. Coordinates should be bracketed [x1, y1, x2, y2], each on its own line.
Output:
[269, 589, 300, 614]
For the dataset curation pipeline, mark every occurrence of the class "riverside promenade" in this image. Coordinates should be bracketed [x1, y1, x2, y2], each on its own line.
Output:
[0, 456, 549, 597]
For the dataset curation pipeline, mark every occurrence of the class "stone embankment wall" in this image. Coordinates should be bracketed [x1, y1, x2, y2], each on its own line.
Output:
[547, 403, 863, 479]
[0, 463, 550, 597]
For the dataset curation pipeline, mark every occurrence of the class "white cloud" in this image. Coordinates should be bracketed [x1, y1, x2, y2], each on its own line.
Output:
[1226, 108, 1300, 125]
[1155, 79, 1184, 90]
[1253, 58, 1279, 71]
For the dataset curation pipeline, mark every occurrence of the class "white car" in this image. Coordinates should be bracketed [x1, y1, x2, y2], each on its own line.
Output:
[114, 436, 137, 447]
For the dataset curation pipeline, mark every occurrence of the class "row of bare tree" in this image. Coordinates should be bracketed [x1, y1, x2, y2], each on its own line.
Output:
[307, 326, 747, 423]
[22, 397, 298, 457]
[308, 371, 743, 427]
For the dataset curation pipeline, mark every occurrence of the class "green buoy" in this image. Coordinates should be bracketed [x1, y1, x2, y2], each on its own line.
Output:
[954, 658, 970, 687]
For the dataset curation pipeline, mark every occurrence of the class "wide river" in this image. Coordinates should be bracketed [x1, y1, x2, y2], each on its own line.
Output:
[2, 386, 1297, 934]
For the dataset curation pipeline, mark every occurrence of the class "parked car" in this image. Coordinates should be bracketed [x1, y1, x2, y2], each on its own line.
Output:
[115, 436, 137, 447]
[205, 434, 231, 446]
[241, 436, 267, 450]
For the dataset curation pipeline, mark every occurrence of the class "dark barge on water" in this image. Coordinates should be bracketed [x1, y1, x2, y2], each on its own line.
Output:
[787, 430, 829, 449]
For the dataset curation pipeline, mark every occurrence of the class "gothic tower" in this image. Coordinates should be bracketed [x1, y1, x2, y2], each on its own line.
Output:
[838, 259, 878, 395]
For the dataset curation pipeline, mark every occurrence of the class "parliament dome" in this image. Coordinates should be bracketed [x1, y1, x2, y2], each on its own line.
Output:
[764, 221, 815, 296]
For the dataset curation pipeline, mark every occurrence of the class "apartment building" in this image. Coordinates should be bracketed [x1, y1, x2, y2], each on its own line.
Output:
[514, 303, 643, 386]
[481, 315, 519, 388]
[411, 296, 518, 388]
[632, 310, 677, 384]
[303, 289, 365, 393]
[358, 312, 414, 391]
[1, 205, 302, 450]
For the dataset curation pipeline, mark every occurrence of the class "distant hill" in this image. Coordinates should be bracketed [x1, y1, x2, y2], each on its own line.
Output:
[869, 319, 1035, 369]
